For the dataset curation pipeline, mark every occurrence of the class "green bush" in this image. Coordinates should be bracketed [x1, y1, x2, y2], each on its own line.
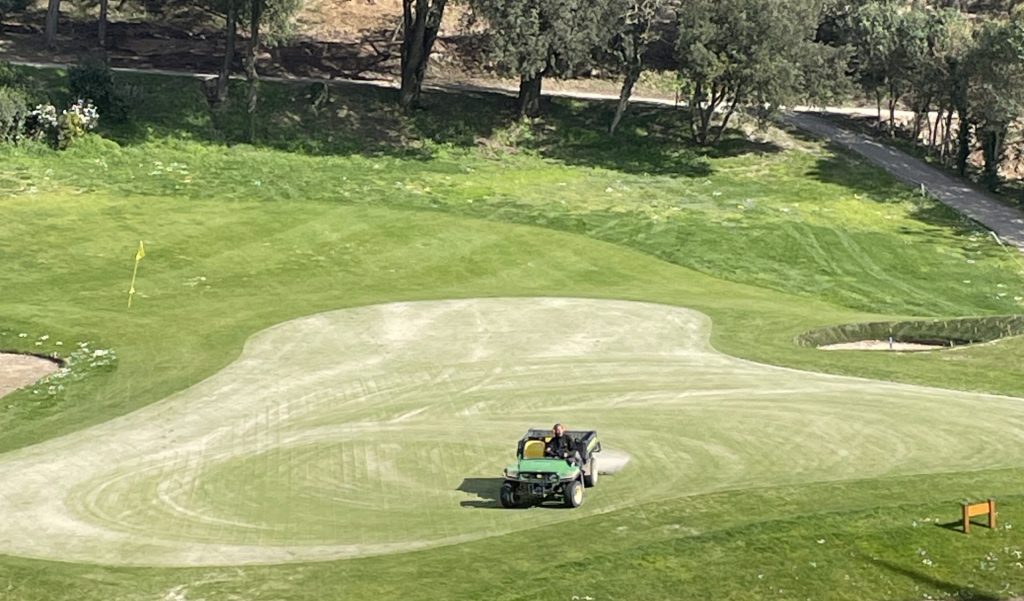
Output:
[0, 85, 28, 144]
[68, 58, 133, 122]
[0, 61, 21, 89]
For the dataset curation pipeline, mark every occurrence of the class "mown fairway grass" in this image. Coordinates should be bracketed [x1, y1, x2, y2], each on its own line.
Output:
[1, 66, 1024, 599]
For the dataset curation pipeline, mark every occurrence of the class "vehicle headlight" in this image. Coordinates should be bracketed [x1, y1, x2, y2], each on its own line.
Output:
[504, 469, 518, 478]
[548, 473, 558, 481]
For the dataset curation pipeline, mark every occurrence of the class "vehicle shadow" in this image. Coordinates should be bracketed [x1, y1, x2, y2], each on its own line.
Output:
[457, 477, 504, 509]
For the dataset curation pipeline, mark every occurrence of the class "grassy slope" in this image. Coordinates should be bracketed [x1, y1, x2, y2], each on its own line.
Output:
[1, 67, 1024, 599]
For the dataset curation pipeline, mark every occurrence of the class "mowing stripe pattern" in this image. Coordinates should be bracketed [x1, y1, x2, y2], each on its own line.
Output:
[0, 298, 1023, 567]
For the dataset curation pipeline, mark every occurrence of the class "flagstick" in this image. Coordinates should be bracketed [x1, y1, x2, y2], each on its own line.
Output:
[127, 256, 140, 309]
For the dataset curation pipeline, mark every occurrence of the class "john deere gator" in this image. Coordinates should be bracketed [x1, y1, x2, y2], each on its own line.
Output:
[499, 429, 601, 508]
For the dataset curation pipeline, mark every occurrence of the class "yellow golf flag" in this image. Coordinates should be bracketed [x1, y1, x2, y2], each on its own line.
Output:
[128, 240, 145, 309]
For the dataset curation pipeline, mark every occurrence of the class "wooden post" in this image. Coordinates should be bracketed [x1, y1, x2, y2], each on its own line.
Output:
[988, 499, 997, 530]
[962, 502, 971, 534]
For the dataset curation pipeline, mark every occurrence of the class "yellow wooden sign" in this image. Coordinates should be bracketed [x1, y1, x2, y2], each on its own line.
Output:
[961, 499, 996, 533]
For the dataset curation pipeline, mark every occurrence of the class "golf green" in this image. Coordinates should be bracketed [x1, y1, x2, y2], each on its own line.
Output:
[2, 297, 1022, 567]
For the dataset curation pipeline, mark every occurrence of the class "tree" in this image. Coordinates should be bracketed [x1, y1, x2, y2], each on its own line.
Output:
[675, 0, 843, 145]
[45, 0, 60, 48]
[236, 0, 299, 140]
[469, 0, 614, 117]
[245, 0, 262, 142]
[605, 0, 668, 135]
[98, 0, 108, 47]
[399, 0, 448, 110]
[968, 15, 1024, 190]
[215, 0, 242, 104]
[909, 8, 973, 164]
[841, 1, 928, 136]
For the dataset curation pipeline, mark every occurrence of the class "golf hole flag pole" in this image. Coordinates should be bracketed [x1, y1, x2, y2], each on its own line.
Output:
[127, 240, 145, 309]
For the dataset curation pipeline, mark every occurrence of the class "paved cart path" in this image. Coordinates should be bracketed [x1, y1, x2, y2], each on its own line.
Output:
[785, 112, 1024, 251]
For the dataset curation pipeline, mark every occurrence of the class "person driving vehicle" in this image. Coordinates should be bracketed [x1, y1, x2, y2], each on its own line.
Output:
[545, 423, 577, 461]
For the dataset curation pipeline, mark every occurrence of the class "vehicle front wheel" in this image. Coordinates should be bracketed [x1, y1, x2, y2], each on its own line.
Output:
[583, 457, 598, 488]
[499, 482, 521, 508]
[563, 479, 584, 508]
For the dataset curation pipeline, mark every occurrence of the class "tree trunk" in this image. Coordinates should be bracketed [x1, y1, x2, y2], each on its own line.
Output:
[929, 107, 942, 153]
[887, 93, 897, 138]
[217, 0, 238, 104]
[980, 125, 1006, 191]
[712, 95, 741, 144]
[399, 0, 447, 110]
[610, 67, 640, 136]
[98, 0, 108, 47]
[912, 96, 930, 143]
[689, 81, 717, 146]
[246, 0, 262, 143]
[45, 0, 60, 48]
[941, 107, 953, 161]
[955, 106, 970, 177]
[517, 74, 542, 118]
[875, 92, 882, 131]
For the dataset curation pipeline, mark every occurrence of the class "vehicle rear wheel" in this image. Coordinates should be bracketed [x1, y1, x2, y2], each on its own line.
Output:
[499, 482, 521, 508]
[583, 457, 598, 487]
[563, 479, 584, 508]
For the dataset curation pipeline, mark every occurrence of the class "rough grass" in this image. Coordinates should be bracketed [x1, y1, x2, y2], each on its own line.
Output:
[1, 65, 1024, 600]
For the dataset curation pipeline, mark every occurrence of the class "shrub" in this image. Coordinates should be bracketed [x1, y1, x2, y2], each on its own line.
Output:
[0, 61, 17, 88]
[67, 58, 132, 122]
[56, 100, 99, 149]
[26, 100, 98, 149]
[0, 85, 28, 144]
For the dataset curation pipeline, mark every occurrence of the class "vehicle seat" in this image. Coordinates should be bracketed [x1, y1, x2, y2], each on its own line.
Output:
[523, 439, 546, 459]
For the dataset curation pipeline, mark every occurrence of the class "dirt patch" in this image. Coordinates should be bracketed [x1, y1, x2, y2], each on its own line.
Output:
[818, 340, 946, 352]
[0, 352, 59, 398]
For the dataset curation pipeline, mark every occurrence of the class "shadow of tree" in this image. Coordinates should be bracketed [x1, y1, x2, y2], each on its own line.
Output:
[528, 101, 782, 177]
[12, 54, 785, 178]
[872, 557, 1000, 601]
[778, 120, 993, 240]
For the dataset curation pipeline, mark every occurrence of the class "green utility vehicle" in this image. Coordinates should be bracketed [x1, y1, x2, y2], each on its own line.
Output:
[499, 429, 601, 508]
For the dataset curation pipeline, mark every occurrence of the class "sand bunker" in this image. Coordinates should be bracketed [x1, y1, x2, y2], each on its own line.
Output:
[0, 353, 59, 398]
[818, 340, 946, 351]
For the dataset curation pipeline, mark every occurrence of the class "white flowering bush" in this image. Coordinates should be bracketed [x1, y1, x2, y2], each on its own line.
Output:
[25, 102, 57, 140]
[24, 99, 99, 149]
[57, 99, 99, 149]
